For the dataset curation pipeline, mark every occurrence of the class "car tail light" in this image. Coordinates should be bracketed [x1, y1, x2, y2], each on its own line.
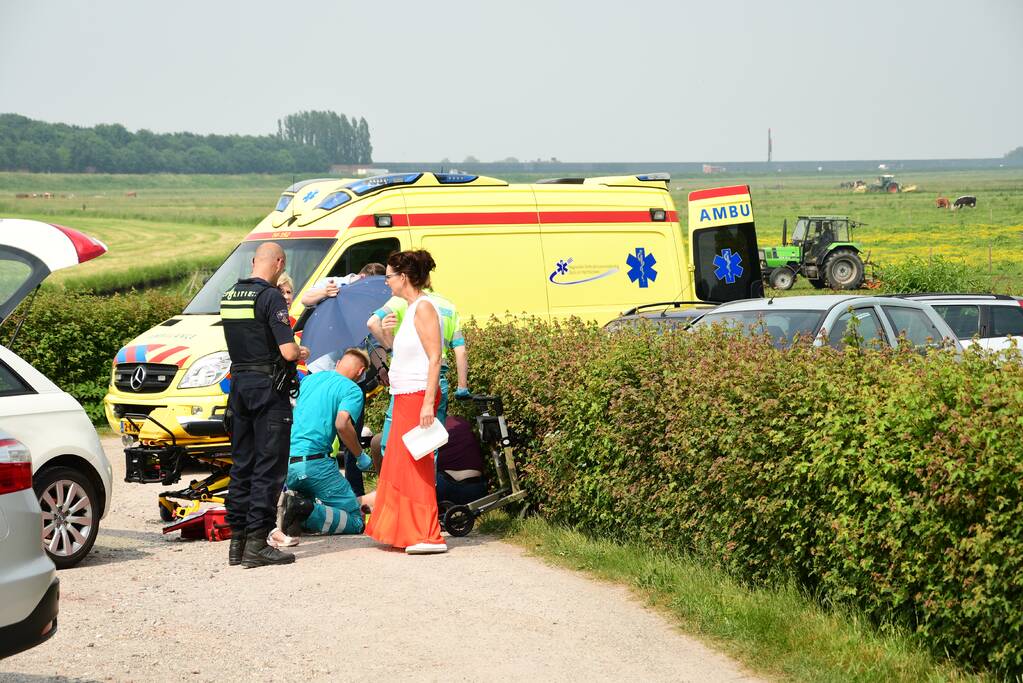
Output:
[0, 437, 32, 494]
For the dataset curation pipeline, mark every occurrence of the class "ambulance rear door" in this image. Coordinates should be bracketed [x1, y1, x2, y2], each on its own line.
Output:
[534, 184, 682, 323]
[688, 185, 763, 303]
[401, 186, 548, 321]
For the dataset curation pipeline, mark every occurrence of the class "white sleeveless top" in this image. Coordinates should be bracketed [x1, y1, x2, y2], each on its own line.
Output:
[389, 296, 442, 395]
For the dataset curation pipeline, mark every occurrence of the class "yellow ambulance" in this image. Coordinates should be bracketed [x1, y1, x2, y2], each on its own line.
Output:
[105, 172, 761, 472]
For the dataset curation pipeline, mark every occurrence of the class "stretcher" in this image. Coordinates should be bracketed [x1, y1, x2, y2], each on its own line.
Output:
[121, 407, 232, 521]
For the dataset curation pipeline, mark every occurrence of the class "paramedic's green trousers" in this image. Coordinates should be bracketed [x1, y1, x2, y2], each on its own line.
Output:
[286, 457, 364, 534]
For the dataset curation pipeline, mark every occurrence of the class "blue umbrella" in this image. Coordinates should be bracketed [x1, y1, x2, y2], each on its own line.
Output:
[301, 276, 391, 373]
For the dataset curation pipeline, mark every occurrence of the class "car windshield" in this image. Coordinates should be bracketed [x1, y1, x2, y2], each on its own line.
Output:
[184, 239, 334, 314]
[693, 309, 824, 348]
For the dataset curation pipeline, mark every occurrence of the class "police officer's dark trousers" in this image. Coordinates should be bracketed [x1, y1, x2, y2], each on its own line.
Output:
[226, 371, 293, 534]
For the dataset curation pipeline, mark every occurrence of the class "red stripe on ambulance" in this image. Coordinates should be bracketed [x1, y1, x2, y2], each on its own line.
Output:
[245, 229, 340, 241]
[149, 345, 188, 364]
[687, 185, 750, 201]
[348, 210, 679, 229]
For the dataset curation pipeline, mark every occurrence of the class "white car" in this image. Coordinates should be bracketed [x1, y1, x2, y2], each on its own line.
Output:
[895, 294, 1023, 354]
[690, 294, 962, 352]
[0, 218, 112, 570]
[0, 430, 58, 658]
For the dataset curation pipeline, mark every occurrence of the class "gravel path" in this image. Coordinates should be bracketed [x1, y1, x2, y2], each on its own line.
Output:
[2, 437, 761, 683]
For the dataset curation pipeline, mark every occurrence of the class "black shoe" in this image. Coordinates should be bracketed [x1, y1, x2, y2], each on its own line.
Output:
[281, 493, 315, 537]
[228, 531, 246, 566]
[241, 530, 295, 568]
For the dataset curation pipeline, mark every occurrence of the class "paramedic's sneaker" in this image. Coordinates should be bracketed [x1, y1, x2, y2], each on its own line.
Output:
[281, 494, 314, 537]
[405, 542, 448, 555]
[241, 530, 295, 568]
[268, 527, 298, 548]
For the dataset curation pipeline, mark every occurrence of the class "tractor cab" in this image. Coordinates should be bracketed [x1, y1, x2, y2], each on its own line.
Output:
[761, 215, 865, 291]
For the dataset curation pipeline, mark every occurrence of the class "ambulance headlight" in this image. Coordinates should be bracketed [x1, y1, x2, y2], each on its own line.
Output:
[178, 352, 231, 389]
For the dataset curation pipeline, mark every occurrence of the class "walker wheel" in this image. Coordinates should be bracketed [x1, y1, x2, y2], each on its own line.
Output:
[443, 505, 475, 537]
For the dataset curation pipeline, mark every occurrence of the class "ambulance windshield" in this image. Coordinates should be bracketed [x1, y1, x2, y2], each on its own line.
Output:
[183, 239, 334, 314]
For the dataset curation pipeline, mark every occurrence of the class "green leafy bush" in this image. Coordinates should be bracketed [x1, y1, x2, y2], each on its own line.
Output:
[877, 255, 984, 293]
[463, 318, 1023, 675]
[1, 290, 186, 421]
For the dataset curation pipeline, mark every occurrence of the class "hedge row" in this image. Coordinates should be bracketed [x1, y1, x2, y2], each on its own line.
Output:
[2, 290, 186, 421]
[462, 319, 1023, 675]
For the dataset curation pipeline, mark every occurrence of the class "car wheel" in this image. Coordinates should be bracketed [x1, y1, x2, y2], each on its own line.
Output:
[34, 466, 100, 569]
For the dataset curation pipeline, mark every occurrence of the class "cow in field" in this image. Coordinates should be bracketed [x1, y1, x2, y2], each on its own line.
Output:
[953, 195, 977, 209]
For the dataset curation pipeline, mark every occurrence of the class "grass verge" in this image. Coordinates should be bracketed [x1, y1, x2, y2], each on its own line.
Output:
[478, 514, 984, 683]
[53, 252, 227, 294]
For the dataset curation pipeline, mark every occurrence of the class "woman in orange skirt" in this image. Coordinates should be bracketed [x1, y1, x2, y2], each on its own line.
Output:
[365, 250, 447, 554]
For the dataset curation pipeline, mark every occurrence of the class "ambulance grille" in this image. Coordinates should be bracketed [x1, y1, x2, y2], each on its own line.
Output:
[114, 363, 180, 394]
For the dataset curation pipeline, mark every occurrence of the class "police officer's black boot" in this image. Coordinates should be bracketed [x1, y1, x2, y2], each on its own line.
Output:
[228, 530, 246, 566]
[281, 493, 315, 537]
[241, 529, 296, 568]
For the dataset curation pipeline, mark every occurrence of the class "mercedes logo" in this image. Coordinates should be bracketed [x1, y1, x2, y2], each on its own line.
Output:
[129, 365, 147, 391]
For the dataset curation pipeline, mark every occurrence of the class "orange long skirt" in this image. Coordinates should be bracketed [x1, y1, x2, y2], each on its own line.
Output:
[365, 390, 444, 548]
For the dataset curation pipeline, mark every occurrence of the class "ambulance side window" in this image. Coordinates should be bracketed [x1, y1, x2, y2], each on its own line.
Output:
[328, 238, 400, 277]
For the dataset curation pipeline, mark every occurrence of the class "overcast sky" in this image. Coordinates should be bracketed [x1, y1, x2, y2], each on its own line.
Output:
[1, 1, 1020, 162]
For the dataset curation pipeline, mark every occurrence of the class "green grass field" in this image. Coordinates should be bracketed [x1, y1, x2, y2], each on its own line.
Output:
[2, 169, 1021, 293]
[691, 170, 1023, 293]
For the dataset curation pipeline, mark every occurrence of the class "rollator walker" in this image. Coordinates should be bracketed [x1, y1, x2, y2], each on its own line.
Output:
[438, 393, 528, 537]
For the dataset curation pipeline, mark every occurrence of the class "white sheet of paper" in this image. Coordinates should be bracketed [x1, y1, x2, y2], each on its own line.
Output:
[402, 419, 449, 460]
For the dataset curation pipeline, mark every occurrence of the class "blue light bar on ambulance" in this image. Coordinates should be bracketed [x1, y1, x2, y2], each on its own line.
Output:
[434, 173, 478, 184]
[636, 173, 671, 181]
[315, 191, 352, 211]
[345, 173, 423, 196]
[274, 195, 293, 212]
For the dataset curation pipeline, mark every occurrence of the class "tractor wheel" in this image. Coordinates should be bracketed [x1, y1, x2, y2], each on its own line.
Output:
[808, 277, 827, 289]
[768, 267, 796, 291]
[887, 182, 899, 193]
[823, 249, 865, 290]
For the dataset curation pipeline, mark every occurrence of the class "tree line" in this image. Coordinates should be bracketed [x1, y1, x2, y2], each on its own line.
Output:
[277, 111, 372, 165]
[0, 112, 372, 174]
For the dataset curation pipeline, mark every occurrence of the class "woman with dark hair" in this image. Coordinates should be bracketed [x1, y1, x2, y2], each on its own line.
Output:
[364, 250, 447, 554]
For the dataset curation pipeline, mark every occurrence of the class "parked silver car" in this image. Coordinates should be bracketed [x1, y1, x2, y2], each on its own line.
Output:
[690, 295, 961, 351]
[0, 430, 58, 659]
[895, 294, 1023, 354]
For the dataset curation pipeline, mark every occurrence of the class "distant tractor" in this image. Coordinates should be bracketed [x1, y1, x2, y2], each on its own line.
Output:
[760, 216, 866, 290]
[852, 175, 918, 193]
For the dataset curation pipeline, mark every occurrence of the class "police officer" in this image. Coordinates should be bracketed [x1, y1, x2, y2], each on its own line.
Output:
[221, 242, 309, 568]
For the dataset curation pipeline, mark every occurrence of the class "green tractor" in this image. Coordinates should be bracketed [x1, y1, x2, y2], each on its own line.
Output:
[760, 215, 866, 290]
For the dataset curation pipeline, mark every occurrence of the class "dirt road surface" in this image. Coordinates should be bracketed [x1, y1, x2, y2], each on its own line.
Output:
[2, 437, 761, 683]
